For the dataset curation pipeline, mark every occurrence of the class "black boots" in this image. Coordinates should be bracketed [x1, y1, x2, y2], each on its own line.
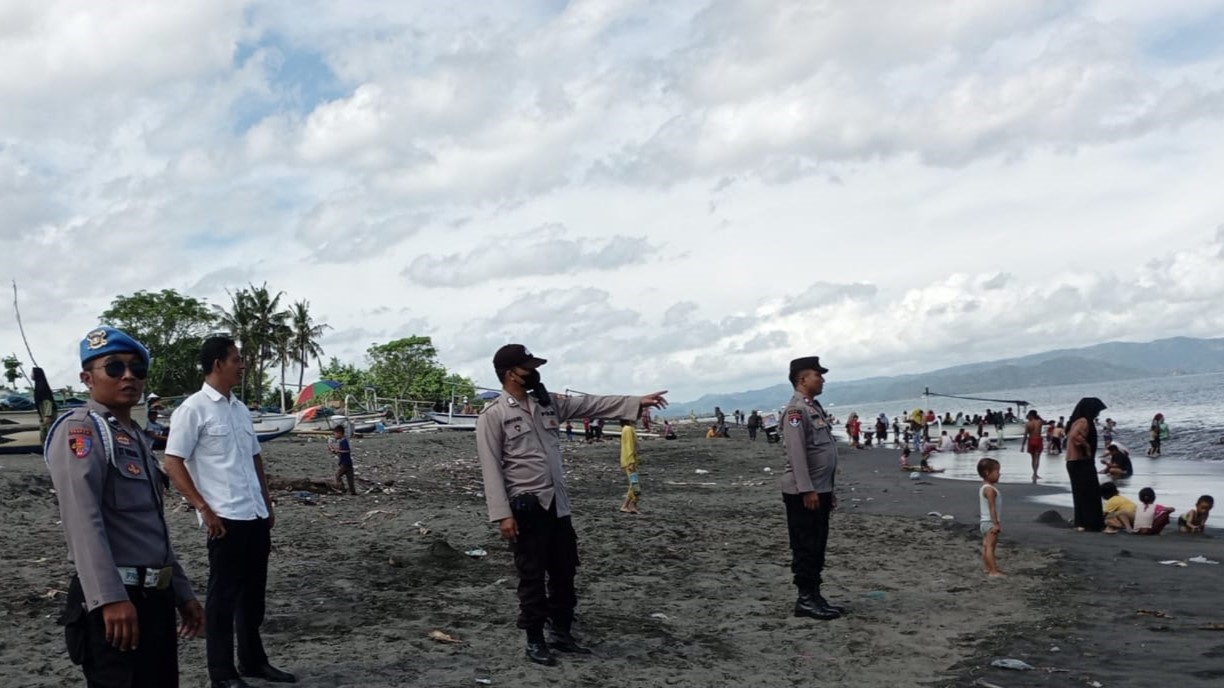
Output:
[794, 588, 844, 620]
[814, 591, 847, 615]
[528, 631, 560, 665]
[526, 624, 592, 666]
[547, 626, 592, 654]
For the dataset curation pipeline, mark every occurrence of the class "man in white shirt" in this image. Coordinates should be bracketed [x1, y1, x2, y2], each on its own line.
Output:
[164, 336, 295, 688]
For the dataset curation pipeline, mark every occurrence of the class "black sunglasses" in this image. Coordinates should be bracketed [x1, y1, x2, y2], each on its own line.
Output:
[95, 359, 149, 380]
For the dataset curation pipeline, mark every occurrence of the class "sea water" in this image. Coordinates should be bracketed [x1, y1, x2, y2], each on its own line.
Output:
[836, 372, 1224, 526]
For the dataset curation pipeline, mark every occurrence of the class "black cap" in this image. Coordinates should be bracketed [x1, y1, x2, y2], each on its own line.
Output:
[493, 344, 548, 372]
[789, 356, 829, 375]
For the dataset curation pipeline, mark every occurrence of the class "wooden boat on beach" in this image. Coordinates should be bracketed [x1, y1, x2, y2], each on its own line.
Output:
[428, 411, 478, 429]
[0, 403, 151, 455]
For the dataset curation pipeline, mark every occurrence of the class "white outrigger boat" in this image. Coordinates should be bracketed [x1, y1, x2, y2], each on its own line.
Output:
[1, 401, 151, 454]
[428, 410, 479, 429]
[249, 412, 297, 442]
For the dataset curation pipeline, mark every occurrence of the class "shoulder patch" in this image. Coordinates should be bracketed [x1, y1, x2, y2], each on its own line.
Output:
[69, 435, 93, 458]
[786, 409, 803, 427]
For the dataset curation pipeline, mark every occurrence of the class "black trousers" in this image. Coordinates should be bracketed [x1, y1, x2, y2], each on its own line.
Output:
[61, 576, 178, 688]
[783, 492, 832, 590]
[511, 497, 580, 632]
[748, 427, 758, 441]
[206, 517, 272, 681]
[1066, 460, 1105, 531]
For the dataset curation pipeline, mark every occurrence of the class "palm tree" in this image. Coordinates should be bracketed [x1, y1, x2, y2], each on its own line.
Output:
[214, 283, 289, 405]
[273, 320, 294, 412]
[290, 300, 330, 398]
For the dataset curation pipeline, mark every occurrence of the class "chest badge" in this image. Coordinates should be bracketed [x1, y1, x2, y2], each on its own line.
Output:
[125, 462, 142, 476]
[69, 436, 92, 458]
[115, 434, 132, 446]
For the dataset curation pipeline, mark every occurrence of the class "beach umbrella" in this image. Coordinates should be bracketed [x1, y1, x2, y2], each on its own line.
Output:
[296, 380, 341, 406]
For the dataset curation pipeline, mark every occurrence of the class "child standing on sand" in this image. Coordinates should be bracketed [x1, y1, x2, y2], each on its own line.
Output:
[619, 420, 641, 514]
[328, 425, 357, 495]
[977, 457, 1004, 577]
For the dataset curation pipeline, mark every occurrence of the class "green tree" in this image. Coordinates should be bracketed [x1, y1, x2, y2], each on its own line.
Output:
[3, 354, 22, 390]
[100, 290, 216, 395]
[364, 336, 477, 402]
[214, 283, 288, 404]
[319, 357, 372, 393]
[366, 336, 441, 399]
[290, 300, 330, 392]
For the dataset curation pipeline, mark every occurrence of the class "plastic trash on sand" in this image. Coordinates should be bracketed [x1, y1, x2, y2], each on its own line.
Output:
[695, 469, 710, 474]
[428, 630, 463, 644]
[650, 612, 669, 620]
[908, 472, 920, 481]
[464, 548, 488, 557]
[475, 680, 492, 685]
[1160, 560, 1189, 567]
[1189, 555, 1220, 565]
[990, 658, 1034, 671]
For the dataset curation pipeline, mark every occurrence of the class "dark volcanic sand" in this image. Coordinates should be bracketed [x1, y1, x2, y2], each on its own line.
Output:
[1, 425, 1221, 687]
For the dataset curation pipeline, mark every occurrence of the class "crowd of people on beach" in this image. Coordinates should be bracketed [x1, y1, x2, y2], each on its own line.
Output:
[41, 322, 1217, 682]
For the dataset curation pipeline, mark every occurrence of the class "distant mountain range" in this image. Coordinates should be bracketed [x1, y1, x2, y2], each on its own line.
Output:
[673, 336, 1224, 415]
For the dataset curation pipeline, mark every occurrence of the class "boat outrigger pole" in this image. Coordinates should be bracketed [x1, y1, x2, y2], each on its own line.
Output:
[12, 281, 56, 441]
[922, 388, 1030, 416]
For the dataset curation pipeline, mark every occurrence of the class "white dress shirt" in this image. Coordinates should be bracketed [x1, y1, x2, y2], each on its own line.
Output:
[165, 382, 268, 521]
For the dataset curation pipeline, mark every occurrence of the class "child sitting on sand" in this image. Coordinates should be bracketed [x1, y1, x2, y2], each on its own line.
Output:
[899, 446, 912, 469]
[977, 458, 1004, 577]
[619, 420, 641, 514]
[1132, 487, 1174, 535]
[1101, 482, 1136, 533]
[1178, 495, 1214, 533]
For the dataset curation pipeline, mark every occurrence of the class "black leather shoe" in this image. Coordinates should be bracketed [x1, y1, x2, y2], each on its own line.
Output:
[211, 680, 254, 688]
[548, 629, 593, 654]
[239, 664, 297, 683]
[794, 590, 840, 620]
[815, 592, 848, 615]
[526, 640, 558, 666]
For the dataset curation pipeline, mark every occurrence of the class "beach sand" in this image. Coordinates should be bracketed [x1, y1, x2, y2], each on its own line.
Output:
[2, 425, 1222, 687]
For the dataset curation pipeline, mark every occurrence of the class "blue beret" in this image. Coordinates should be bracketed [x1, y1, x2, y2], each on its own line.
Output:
[80, 327, 150, 367]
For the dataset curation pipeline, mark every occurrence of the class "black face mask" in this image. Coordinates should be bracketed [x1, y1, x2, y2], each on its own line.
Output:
[518, 369, 551, 407]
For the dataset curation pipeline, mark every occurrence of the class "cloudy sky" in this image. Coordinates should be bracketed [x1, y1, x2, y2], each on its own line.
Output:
[4, 0, 1224, 402]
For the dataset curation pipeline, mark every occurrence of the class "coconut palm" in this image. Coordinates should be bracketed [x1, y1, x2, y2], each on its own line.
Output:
[214, 283, 288, 404]
[290, 299, 330, 396]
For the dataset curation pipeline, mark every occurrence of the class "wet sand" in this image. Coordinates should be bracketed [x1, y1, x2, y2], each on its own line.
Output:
[1, 426, 1222, 687]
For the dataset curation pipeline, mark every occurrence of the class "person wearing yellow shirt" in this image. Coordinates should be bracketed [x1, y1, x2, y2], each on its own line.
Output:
[619, 421, 641, 514]
[1101, 482, 1137, 533]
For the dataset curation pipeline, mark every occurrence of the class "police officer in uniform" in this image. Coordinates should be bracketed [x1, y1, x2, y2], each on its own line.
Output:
[477, 344, 668, 666]
[46, 327, 204, 687]
[780, 356, 847, 620]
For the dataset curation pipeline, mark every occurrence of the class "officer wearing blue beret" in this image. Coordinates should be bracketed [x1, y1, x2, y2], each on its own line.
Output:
[46, 326, 204, 687]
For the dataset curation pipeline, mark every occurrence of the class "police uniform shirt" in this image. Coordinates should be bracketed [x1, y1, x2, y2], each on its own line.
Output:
[164, 382, 266, 521]
[780, 391, 839, 495]
[477, 392, 640, 522]
[46, 399, 195, 611]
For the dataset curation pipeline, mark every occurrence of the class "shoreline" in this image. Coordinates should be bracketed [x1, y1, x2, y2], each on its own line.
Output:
[2, 430, 1221, 686]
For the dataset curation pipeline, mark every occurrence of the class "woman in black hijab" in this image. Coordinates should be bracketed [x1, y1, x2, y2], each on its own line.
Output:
[1065, 397, 1107, 531]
